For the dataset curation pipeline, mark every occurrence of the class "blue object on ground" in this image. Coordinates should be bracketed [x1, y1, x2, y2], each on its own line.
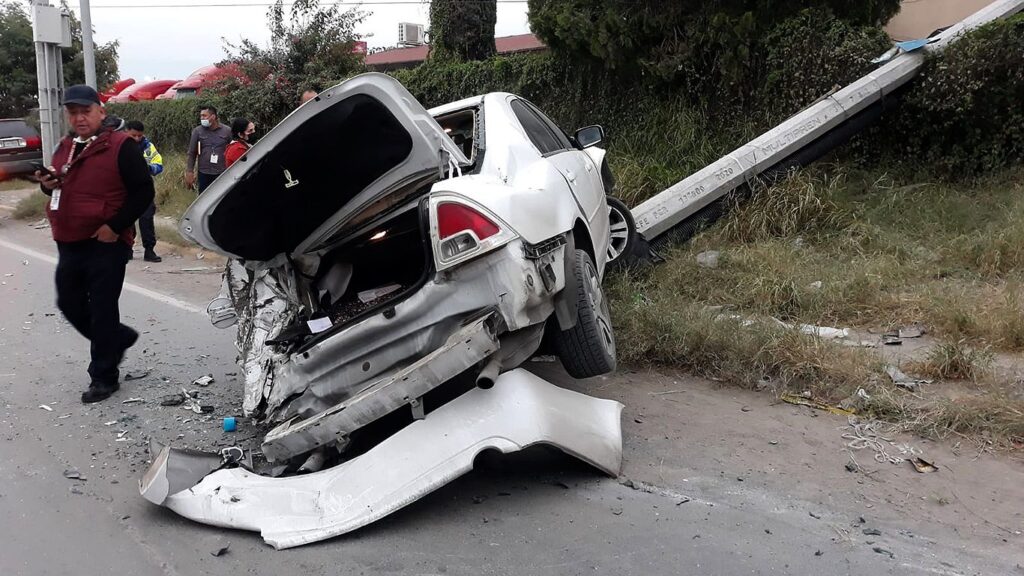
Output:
[223, 417, 237, 432]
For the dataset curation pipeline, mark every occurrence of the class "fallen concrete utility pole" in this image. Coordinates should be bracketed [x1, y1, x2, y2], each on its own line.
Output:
[632, 0, 1024, 241]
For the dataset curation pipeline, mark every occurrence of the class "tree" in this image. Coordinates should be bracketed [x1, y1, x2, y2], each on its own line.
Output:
[218, 0, 366, 126]
[0, 0, 119, 118]
[429, 0, 497, 62]
[526, 0, 901, 91]
[0, 2, 37, 117]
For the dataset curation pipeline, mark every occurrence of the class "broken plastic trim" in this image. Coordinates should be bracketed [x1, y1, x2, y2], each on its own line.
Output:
[139, 369, 623, 549]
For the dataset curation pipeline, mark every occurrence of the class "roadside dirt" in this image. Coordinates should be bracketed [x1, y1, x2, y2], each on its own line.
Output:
[3, 196, 1022, 567]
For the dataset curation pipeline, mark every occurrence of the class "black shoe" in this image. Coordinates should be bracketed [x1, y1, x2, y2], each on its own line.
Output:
[144, 249, 162, 263]
[119, 328, 139, 365]
[82, 381, 119, 403]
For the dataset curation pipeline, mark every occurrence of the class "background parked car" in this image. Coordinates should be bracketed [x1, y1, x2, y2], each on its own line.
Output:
[0, 119, 43, 181]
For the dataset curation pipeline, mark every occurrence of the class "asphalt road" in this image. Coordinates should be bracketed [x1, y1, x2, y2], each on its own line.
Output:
[0, 233, 1018, 576]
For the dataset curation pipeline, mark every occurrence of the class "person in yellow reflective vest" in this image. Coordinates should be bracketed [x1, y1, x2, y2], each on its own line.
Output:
[125, 120, 163, 262]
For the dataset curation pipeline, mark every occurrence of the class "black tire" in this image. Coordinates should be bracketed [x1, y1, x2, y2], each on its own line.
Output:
[605, 196, 636, 263]
[554, 248, 617, 378]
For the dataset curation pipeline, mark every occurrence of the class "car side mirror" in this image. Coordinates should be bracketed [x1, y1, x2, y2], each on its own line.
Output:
[574, 125, 604, 149]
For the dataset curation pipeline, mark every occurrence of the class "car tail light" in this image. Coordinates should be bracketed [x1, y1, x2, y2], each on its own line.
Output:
[431, 197, 517, 270]
[437, 202, 499, 241]
[25, 136, 41, 150]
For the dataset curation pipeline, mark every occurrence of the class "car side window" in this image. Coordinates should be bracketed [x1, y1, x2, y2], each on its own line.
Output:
[523, 101, 574, 151]
[510, 99, 565, 156]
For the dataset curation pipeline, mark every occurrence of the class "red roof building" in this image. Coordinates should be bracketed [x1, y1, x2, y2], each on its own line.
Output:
[365, 33, 547, 70]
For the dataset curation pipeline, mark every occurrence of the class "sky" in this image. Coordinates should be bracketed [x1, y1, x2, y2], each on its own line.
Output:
[65, 0, 532, 82]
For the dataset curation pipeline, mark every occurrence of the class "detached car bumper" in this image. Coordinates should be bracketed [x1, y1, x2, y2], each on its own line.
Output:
[140, 369, 623, 549]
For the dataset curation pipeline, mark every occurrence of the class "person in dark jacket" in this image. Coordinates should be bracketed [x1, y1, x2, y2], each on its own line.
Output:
[224, 117, 255, 168]
[125, 120, 164, 262]
[34, 85, 155, 403]
[185, 105, 232, 193]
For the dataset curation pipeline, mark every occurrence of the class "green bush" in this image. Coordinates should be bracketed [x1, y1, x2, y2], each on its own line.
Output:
[876, 14, 1024, 177]
[762, 8, 892, 114]
[106, 97, 231, 150]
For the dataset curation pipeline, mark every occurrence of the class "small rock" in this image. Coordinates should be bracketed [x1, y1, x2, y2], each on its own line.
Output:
[872, 546, 894, 559]
[863, 528, 882, 536]
[814, 550, 823, 557]
[611, 507, 623, 516]
[809, 512, 821, 520]
[696, 250, 720, 269]
[741, 406, 752, 412]
[808, 280, 823, 290]
[70, 486, 83, 495]
[160, 393, 185, 407]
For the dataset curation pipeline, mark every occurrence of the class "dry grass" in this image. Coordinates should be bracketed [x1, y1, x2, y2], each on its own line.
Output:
[910, 338, 995, 381]
[0, 178, 35, 192]
[610, 165, 1024, 444]
[12, 192, 47, 220]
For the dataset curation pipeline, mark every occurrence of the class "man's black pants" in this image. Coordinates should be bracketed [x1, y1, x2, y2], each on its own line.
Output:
[137, 202, 157, 250]
[197, 172, 219, 194]
[55, 240, 138, 386]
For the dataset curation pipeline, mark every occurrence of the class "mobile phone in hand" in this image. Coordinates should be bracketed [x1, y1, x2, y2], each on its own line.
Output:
[30, 162, 60, 181]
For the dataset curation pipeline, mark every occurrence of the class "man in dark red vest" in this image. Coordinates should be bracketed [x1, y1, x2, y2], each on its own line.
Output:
[35, 85, 156, 403]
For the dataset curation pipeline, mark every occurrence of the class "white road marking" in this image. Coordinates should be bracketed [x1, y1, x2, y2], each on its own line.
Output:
[0, 237, 205, 315]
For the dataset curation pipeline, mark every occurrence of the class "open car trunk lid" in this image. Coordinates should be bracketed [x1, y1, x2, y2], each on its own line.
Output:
[180, 73, 470, 262]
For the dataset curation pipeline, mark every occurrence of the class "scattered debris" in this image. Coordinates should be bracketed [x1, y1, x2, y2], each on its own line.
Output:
[209, 540, 230, 557]
[124, 370, 152, 381]
[168, 266, 218, 274]
[38, 404, 53, 412]
[843, 417, 924, 466]
[63, 469, 82, 480]
[104, 420, 118, 426]
[909, 457, 938, 474]
[809, 512, 821, 520]
[696, 250, 720, 269]
[872, 546, 894, 559]
[885, 365, 931, 392]
[160, 393, 185, 407]
[780, 392, 855, 416]
[192, 375, 215, 387]
[882, 334, 903, 346]
[898, 325, 925, 339]
[121, 398, 145, 404]
[863, 528, 882, 536]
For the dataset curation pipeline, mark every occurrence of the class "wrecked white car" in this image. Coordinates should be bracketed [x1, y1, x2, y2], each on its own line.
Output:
[178, 73, 622, 465]
[140, 74, 626, 547]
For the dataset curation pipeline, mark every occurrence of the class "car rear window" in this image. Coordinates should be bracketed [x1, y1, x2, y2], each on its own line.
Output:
[0, 120, 38, 139]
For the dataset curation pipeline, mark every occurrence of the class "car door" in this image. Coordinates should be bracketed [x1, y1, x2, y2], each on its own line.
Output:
[508, 99, 610, 270]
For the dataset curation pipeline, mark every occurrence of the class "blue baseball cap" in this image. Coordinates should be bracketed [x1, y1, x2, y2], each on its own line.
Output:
[62, 85, 101, 106]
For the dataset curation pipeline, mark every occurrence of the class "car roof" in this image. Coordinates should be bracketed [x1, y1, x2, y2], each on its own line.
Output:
[428, 95, 486, 117]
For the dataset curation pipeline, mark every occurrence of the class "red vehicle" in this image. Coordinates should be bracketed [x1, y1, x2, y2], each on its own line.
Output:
[100, 78, 135, 103]
[106, 79, 179, 103]
[157, 63, 246, 99]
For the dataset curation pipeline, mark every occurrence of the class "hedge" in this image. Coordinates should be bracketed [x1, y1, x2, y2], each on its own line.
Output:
[105, 97, 231, 150]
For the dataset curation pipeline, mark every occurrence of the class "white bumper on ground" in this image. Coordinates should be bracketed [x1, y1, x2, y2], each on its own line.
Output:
[140, 369, 623, 549]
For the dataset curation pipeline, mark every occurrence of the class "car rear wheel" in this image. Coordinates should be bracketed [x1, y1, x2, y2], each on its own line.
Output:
[555, 248, 616, 378]
[606, 196, 636, 263]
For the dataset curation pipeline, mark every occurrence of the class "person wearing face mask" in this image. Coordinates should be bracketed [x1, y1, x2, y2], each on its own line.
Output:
[224, 117, 255, 168]
[185, 105, 232, 194]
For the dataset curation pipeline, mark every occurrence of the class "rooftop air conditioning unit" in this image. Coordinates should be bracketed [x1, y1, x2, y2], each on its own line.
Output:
[398, 23, 425, 46]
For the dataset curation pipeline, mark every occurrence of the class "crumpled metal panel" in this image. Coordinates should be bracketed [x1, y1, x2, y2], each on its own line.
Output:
[227, 260, 301, 416]
[146, 369, 623, 549]
[260, 311, 501, 462]
[264, 240, 565, 421]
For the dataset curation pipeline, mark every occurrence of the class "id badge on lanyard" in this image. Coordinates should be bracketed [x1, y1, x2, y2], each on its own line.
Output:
[50, 188, 61, 210]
